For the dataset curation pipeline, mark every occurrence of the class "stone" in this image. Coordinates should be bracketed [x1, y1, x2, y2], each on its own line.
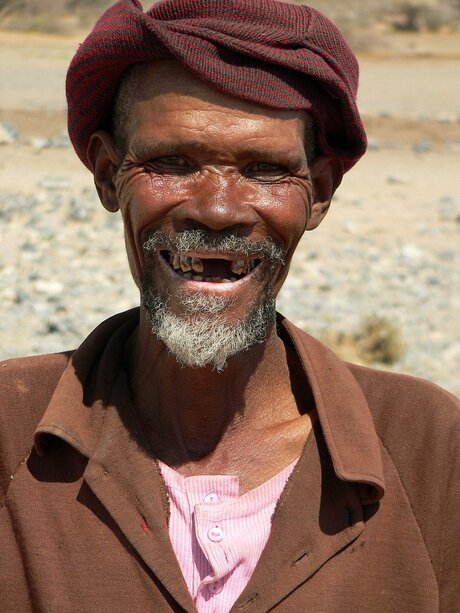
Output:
[39, 176, 72, 191]
[34, 280, 64, 296]
[387, 175, 406, 185]
[438, 195, 460, 222]
[413, 140, 433, 154]
[30, 137, 50, 150]
[50, 132, 71, 148]
[68, 197, 93, 221]
[399, 243, 425, 263]
[0, 122, 18, 145]
[367, 136, 380, 151]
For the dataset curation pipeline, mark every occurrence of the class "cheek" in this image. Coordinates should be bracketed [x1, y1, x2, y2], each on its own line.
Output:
[257, 181, 312, 251]
[116, 169, 187, 231]
[115, 169, 192, 280]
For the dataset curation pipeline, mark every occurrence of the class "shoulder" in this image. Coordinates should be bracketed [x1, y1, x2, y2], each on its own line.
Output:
[346, 362, 460, 486]
[0, 351, 72, 406]
[0, 352, 72, 499]
[347, 361, 460, 445]
[347, 362, 460, 589]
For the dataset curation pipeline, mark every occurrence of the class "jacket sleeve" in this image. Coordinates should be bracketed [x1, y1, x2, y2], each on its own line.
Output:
[348, 364, 460, 609]
[439, 411, 460, 612]
[0, 354, 69, 503]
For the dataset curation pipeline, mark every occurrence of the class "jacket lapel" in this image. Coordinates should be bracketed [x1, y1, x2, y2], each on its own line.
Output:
[232, 422, 365, 611]
[34, 310, 385, 612]
[35, 310, 197, 612]
[83, 372, 197, 612]
[232, 318, 386, 609]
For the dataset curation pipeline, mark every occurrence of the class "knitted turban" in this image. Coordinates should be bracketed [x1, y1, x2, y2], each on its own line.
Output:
[67, 0, 367, 171]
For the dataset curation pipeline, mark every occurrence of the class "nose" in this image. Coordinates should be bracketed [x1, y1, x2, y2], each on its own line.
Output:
[174, 171, 259, 233]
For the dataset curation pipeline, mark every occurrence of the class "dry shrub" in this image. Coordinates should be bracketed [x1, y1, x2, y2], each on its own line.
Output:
[320, 330, 363, 364]
[393, 1, 455, 32]
[355, 316, 405, 364]
[322, 315, 405, 366]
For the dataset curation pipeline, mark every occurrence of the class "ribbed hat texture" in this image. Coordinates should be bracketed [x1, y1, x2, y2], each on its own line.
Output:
[66, 0, 367, 170]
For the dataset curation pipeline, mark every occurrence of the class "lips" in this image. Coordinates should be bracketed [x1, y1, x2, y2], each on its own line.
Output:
[162, 251, 260, 283]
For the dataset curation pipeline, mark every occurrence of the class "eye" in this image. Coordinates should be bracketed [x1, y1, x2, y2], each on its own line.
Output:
[245, 162, 288, 180]
[147, 155, 194, 173]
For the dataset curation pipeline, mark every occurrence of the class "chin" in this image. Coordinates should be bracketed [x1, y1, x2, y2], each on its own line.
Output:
[141, 281, 276, 371]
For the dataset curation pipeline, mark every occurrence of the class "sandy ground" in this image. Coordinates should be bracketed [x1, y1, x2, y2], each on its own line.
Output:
[0, 29, 459, 395]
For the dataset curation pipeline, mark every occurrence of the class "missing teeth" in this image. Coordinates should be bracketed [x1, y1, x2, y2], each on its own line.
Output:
[165, 251, 260, 282]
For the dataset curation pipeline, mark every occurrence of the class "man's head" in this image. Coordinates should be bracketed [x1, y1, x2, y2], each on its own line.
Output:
[68, 0, 366, 369]
[67, 0, 367, 172]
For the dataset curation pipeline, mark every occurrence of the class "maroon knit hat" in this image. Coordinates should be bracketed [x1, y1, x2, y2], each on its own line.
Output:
[67, 0, 367, 171]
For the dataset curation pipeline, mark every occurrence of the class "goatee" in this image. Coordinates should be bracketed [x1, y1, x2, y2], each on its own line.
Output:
[140, 230, 284, 371]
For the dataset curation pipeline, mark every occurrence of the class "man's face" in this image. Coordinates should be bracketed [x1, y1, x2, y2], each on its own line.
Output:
[110, 61, 316, 366]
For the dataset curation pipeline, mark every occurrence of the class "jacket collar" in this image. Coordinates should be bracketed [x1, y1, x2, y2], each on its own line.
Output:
[34, 308, 385, 503]
[280, 316, 385, 503]
[33, 308, 385, 610]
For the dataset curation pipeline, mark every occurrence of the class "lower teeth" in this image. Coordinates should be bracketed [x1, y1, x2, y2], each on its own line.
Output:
[178, 272, 237, 283]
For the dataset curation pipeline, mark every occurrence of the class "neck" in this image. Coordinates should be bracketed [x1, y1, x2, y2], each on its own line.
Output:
[126, 309, 301, 466]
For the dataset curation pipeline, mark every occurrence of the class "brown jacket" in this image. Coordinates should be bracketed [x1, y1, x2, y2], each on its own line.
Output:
[1, 309, 459, 612]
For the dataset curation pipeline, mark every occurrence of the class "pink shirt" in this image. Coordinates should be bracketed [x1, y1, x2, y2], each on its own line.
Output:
[159, 460, 298, 613]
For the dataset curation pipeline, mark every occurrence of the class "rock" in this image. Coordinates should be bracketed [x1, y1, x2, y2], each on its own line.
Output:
[387, 175, 406, 185]
[1, 288, 17, 302]
[14, 289, 28, 304]
[436, 250, 456, 262]
[383, 141, 403, 150]
[399, 243, 425, 263]
[50, 132, 71, 148]
[413, 139, 433, 154]
[45, 319, 64, 334]
[34, 280, 64, 296]
[31, 301, 51, 316]
[0, 122, 18, 145]
[367, 136, 380, 151]
[30, 137, 50, 150]
[426, 275, 441, 287]
[0, 192, 39, 220]
[68, 197, 94, 221]
[438, 195, 460, 222]
[39, 176, 72, 191]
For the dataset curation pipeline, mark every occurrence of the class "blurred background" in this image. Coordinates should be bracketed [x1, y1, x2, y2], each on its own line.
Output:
[0, 0, 459, 395]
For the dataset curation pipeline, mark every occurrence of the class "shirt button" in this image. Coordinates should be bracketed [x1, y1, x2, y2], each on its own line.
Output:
[207, 525, 224, 542]
[208, 579, 223, 595]
[203, 493, 220, 504]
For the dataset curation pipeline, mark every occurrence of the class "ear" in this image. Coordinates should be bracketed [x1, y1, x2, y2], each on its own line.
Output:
[87, 130, 122, 213]
[306, 156, 344, 231]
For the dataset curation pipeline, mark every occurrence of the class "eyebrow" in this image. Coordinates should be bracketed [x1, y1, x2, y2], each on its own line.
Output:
[133, 138, 306, 166]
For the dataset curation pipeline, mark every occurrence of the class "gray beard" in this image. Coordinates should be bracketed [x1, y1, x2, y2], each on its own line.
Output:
[140, 229, 284, 371]
[142, 284, 276, 372]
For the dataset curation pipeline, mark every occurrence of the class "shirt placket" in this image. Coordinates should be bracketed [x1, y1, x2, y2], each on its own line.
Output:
[185, 476, 239, 608]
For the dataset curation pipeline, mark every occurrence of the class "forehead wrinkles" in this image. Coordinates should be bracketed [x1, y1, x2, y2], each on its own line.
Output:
[114, 60, 312, 156]
[128, 59, 301, 119]
[132, 98, 306, 139]
[128, 108, 309, 168]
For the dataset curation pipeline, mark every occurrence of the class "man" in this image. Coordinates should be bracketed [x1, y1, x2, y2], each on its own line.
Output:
[1, 0, 459, 611]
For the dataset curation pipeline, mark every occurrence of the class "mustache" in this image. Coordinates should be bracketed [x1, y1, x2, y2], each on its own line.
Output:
[143, 230, 286, 264]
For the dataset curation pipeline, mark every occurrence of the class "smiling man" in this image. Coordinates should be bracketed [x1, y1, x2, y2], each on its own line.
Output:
[95, 59, 325, 374]
[1, 1, 459, 612]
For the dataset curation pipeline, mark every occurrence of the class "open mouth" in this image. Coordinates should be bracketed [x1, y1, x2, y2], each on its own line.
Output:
[161, 251, 261, 283]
